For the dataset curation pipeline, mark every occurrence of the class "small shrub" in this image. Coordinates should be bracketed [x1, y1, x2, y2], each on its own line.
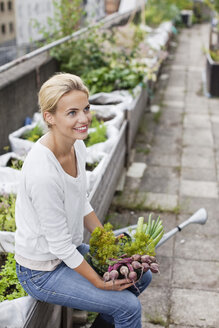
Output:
[0, 194, 16, 232]
[0, 253, 27, 302]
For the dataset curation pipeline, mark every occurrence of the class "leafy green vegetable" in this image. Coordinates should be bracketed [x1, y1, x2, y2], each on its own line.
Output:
[0, 253, 27, 302]
[123, 231, 155, 256]
[0, 194, 16, 232]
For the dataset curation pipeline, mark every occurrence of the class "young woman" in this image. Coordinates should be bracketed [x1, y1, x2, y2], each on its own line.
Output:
[15, 73, 152, 328]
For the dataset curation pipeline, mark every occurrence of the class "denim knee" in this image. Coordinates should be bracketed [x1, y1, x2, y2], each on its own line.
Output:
[117, 293, 141, 327]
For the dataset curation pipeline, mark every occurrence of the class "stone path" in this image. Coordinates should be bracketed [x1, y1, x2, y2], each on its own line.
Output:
[75, 23, 219, 328]
[108, 23, 219, 328]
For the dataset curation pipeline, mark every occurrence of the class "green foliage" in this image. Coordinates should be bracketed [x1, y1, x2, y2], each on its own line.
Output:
[0, 194, 16, 232]
[34, 1, 148, 92]
[22, 124, 44, 142]
[7, 158, 23, 170]
[204, 0, 219, 14]
[83, 60, 147, 95]
[0, 253, 27, 302]
[89, 223, 119, 266]
[32, 0, 84, 44]
[90, 115, 104, 129]
[54, 27, 109, 77]
[88, 220, 156, 275]
[86, 162, 99, 171]
[84, 122, 107, 147]
[145, 0, 193, 26]
[210, 49, 219, 61]
[123, 231, 155, 256]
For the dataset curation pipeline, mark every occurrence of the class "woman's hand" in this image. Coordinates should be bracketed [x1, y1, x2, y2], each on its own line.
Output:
[96, 278, 134, 291]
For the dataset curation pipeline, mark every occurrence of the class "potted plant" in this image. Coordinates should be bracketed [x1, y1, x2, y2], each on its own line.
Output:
[205, 0, 219, 97]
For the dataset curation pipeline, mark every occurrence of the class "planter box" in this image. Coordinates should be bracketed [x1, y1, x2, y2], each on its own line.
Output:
[206, 52, 219, 97]
[86, 120, 127, 243]
[23, 301, 73, 328]
[127, 86, 149, 154]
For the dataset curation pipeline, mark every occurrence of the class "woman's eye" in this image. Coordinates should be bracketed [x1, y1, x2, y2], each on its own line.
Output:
[69, 111, 76, 116]
[84, 106, 90, 113]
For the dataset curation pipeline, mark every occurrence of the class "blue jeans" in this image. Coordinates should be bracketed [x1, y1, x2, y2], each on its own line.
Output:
[16, 244, 152, 328]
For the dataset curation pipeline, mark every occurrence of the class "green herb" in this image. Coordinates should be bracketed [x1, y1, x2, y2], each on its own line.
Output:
[85, 123, 107, 147]
[7, 158, 24, 170]
[210, 49, 219, 62]
[0, 253, 27, 302]
[0, 194, 16, 232]
[86, 162, 99, 171]
[22, 124, 44, 142]
[89, 223, 119, 267]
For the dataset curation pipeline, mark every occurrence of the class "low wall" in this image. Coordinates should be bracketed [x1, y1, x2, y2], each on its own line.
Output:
[0, 53, 58, 154]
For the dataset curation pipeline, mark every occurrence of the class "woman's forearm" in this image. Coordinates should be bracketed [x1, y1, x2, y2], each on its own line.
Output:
[74, 259, 134, 291]
[84, 211, 103, 233]
[74, 259, 103, 288]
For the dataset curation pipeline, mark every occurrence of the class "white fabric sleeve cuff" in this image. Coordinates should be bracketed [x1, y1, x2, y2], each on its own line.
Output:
[63, 249, 84, 269]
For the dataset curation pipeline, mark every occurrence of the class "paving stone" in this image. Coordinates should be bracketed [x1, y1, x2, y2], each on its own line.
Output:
[152, 136, 182, 154]
[172, 258, 219, 291]
[180, 179, 218, 199]
[140, 287, 170, 326]
[147, 151, 181, 167]
[177, 212, 219, 237]
[150, 256, 173, 287]
[139, 166, 179, 194]
[183, 127, 214, 147]
[179, 195, 219, 218]
[126, 162, 147, 178]
[181, 167, 217, 182]
[155, 124, 182, 139]
[210, 115, 219, 123]
[136, 192, 178, 211]
[123, 176, 141, 191]
[183, 113, 211, 128]
[174, 230, 219, 261]
[181, 146, 215, 169]
[163, 100, 185, 109]
[184, 105, 209, 115]
[170, 289, 219, 327]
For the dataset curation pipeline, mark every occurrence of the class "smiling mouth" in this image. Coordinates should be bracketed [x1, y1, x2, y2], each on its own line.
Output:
[74, 125, 88, 132]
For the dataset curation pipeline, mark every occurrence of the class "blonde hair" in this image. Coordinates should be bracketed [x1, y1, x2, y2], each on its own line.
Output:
[38, 73, 89, 127]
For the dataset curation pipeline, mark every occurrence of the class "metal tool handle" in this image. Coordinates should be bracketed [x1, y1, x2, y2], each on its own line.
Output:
[156, 208, 208, 248]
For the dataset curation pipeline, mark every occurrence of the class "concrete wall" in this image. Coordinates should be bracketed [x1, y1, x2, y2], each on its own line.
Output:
[0, 53, 58, 153]
[15, 0, 55, 46]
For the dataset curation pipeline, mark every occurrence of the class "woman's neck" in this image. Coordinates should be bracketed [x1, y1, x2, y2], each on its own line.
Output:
[40, 130, 75, 158]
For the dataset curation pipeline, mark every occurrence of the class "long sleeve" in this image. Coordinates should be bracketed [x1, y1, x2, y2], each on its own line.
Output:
[29, 174, 84, 269]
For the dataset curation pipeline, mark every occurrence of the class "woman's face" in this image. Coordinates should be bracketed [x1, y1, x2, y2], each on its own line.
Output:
[48, 90, 92, 142]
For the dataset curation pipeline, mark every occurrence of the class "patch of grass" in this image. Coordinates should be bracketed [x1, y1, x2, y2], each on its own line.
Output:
[147, 312, 167, 326]
[153, 110, 162, 123]
[136, 147, 151, 155]
[114, 191, 181, 215]
[196, 83, 204, 96]
[174, 166, 181, 174]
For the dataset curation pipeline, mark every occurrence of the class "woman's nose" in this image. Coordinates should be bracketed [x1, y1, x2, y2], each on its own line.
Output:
[78, 110, 89, 123]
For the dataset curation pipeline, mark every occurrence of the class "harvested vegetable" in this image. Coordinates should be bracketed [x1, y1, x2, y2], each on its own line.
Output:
[86, 215, 164, 288]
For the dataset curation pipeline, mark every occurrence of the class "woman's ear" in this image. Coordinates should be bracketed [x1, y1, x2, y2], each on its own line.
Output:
[44, 111, 55, 127]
